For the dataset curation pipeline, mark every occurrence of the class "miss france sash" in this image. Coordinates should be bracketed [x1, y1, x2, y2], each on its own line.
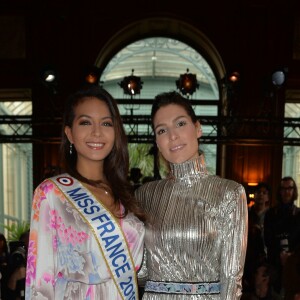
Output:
[51, 174, 138, 300]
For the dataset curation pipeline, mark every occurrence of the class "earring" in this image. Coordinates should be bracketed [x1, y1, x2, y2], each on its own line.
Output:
[69, 143, 73, 155]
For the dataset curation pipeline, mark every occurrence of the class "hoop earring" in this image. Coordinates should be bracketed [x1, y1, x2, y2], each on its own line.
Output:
[69, 143, 73, 155]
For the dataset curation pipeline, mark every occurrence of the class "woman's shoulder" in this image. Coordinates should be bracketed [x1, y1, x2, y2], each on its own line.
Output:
[206, 176, 246, 210]
[41, 172, 70, 182]
[135, 178, 169, 199]
[136, 178, 163, 192]
[207, 175, 244, 191]
[34, 173, 71, 192]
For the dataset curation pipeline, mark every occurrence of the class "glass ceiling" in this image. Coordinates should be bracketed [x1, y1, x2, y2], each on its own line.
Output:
[99, 37, 220, 139]
[100, 37, 219, 102]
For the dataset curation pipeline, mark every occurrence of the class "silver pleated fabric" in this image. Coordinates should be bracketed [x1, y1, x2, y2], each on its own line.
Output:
[136, 155, 248, 300]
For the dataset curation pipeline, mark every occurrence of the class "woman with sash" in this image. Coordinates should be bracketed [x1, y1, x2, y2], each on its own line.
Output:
[136, 91, 248, 299]
[25, 85, 145, 299]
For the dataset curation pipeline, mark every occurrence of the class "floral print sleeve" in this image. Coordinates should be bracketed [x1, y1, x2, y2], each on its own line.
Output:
[26, 180, 58, 298]
[25, 177, 145, 300]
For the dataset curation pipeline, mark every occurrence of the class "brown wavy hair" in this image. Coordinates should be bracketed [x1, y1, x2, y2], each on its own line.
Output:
[60, 84, 145, 221]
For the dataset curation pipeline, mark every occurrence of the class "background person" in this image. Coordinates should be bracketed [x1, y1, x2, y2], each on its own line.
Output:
[264, 176, 300, 296]
[248, 182, 271, 242]
[0, 233, 9, 300]
[282, 245, 300, 300]
[136, 91, 248, 299]
[6, 231, 29, 300]
[25, 85, 145, 299]
[243, 182, 270, 291]
[241, 262, 281, 300]
[129, 167, 143, 191]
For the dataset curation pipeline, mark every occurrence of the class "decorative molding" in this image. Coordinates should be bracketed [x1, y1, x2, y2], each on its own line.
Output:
[285, 89, 300, 103]
[293, 16, 300, 60]
[0, 88, 32, 102]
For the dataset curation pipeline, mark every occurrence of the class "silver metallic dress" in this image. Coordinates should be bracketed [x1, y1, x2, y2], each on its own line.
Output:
[136, 155, 248, 300]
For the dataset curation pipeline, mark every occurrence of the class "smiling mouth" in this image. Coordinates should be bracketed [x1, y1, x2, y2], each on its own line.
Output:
[87, 143, 104, 148]
[170, 144, 184, 152]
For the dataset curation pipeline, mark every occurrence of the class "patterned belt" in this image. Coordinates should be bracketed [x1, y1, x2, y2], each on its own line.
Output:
[144, 280, 221, 295]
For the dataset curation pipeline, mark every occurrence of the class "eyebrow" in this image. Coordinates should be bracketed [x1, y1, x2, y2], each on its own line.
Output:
[76, 114, 113, 120]
[154, 115, 188, 131]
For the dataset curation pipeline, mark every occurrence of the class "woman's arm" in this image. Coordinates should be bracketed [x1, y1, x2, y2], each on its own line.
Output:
[220, 184, 248, 300]
[25, 181, 56, 299]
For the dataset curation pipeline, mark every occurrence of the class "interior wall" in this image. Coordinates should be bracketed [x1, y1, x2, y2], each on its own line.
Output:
[225, 144, 283, 205]
[30, 13, 289, 187]
[1, 1, 299, 188]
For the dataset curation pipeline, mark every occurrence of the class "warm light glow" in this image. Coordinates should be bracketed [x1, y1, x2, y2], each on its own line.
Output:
[176, 68, 199, 96]
[85, 73, 98, 84]
[248, 200, 255, 208]
[183, 77, 192, 89]
[228, 71, 240, 83]
[248, 182, 258, 186]
[119, 69, 143, 96]
[83, 66, 100, 85]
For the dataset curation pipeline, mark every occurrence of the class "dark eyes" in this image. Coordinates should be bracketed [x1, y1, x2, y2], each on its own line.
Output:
[103, 121, 113, 127]
[177, 120, 187, 127]
[79, 120, 90, 126]
[78, 120, 113, 127]
[155, 120, 187, 135]
[156, 128, 166, 135]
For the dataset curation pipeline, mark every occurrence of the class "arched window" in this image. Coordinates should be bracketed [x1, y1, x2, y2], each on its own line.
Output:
[97, 30, 225, 178]
[100, 37, 219, 100]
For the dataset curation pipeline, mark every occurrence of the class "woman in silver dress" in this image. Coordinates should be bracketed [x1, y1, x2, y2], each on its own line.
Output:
[136, 91, 248, 299]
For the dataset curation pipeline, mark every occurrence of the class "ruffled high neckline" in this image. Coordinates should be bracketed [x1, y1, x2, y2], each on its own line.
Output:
[169, 155, 209, 186]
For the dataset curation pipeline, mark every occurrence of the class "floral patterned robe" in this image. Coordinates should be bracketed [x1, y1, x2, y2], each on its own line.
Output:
[25, 175, 145, 300]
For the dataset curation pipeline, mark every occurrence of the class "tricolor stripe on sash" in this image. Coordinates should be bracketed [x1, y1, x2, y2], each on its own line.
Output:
[51, 174, 138, 300]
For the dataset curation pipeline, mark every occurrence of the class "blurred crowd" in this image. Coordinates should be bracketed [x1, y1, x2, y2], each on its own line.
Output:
[242, 177, 300, 300]
[0, 230, 29, 300]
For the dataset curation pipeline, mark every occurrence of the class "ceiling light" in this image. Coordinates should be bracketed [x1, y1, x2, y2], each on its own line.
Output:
[271, 68, 288, 87]
[42, 69, 57, 83]
[119, 69, 143, 97]
[228, 71, 240, 83]
[84, 66, 101, 85]
[176, 68, 199, 97]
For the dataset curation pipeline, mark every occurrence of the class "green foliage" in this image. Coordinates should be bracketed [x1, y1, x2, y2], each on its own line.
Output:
[128, 143, 154, 177]
[3, 221, 30, 242]
[128, 143, 170, 179]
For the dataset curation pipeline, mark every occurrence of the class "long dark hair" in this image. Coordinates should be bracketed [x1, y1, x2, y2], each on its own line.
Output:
[60, 85, 145, 220]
